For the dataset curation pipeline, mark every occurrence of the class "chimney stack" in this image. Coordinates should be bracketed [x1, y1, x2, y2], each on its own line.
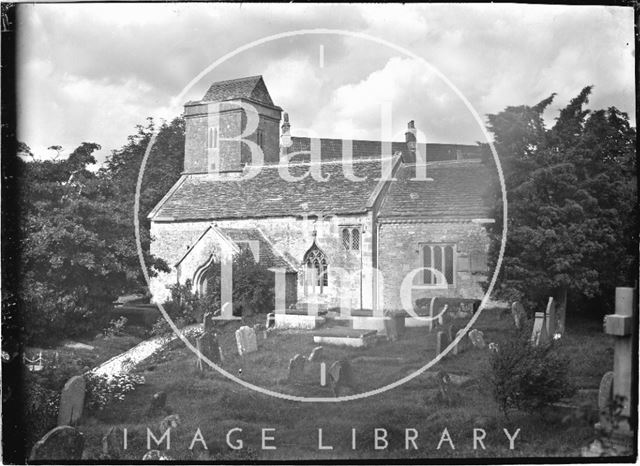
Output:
[280, 112, 292, 150]
[404, 120, 417, 163]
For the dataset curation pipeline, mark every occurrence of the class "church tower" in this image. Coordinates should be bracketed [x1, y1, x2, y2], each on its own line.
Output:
[183, 76, 282, 174]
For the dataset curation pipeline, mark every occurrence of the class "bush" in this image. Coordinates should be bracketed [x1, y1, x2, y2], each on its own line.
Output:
[85, 373, 145, 413]
[488, 330, 576, 416]
[104, 316, 128, 337]
[24, 381, 60, 446]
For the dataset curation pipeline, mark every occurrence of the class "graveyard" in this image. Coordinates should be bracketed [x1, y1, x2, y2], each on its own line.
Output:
[30, 298, 629, 462]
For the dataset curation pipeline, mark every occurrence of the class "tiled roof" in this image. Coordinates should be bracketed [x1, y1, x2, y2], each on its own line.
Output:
[201, 76, 274, 106]
[151, 158, 390, 221]
[285, 137, 481, 163]
[378, 160, 492, 220]
[220, 228, 296, 271]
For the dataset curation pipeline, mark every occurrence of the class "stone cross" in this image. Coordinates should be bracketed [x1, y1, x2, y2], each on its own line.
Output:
[235, 326, 258, 356]
[511, 301, 526, 329]
[57, 375, 86, 426]
[603, 287, 635, 427]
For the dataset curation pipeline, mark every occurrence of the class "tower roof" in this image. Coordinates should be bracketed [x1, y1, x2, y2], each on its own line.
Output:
[200, 75, 274, 106]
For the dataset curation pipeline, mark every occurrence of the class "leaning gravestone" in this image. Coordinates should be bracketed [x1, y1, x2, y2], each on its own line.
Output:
[468, 329, 485, 348]
[288, 354, 306, 383]
[530, 310, 548, 346]
[102, 426, 126, 459]
[308, 346, 324, 362]
[511, 302, 526, 330]
[329, 360, 355, 396]
[57, 375, 86, 426]
[544, 297, 557, 339]
[195, 331, 222, 371]
[598, 371, 614, 412]
[30, 426, 85, 461]
[235, 326, 258, 356]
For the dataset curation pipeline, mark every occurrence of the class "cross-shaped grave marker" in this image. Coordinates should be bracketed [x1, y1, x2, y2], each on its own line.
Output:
[602, 287, 636, 433]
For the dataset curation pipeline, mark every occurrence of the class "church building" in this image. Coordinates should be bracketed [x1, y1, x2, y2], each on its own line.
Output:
[148, 76, 494, 313]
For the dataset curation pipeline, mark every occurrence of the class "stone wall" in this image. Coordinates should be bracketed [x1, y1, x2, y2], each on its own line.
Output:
[150, 213, 374, 308]
[377, 221, 490, 311]
[183, 100, 281, 174]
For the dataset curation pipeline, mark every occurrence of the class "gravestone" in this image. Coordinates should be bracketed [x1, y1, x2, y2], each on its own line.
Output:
[383, 313, 405, 341]
[437, 370, 452, 405]
[436, 331, 448, 355]
[266, 312, 276, 329]
[195, 331, 222, 371]
[511, 302, 526, 329]
[452, 329, 467, 355]
[288, 354, 306, 383]
[438, 304, 448, 326]
[446, 325, 454, 345]
[146, 391, 167, 416]
[602, 287, 635, 429]
[598, 371, 614, 412]
[544, 297, 557, 339]
[530, 311, 548, 346]
[308, 346, 324, 362]
[203, 312, 216, 333]
[30, 426, 85, 461]
[329, 360, 355, 396]
[57, 375, 86, 426]
[428, 297, 437, 331]
[102, 426, 126, 459]
[235, 326, 258, 356]
[142, 450, 174, 461]
[253, 323, 267, 344]
[468, 329, 485, 349]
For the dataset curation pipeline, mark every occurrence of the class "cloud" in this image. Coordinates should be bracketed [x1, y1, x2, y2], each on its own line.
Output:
[15, 3, 635, 163]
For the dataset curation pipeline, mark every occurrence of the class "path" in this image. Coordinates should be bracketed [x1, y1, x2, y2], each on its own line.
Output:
[90, 324, 202, 378]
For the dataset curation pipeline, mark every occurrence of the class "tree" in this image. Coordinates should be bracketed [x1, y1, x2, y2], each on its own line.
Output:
[483, 87, 637, 314]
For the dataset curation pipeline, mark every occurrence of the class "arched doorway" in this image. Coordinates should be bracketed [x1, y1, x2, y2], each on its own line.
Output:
[303, 242, 328, 296]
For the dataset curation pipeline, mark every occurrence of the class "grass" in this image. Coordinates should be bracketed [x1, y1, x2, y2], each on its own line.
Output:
[72, 308, 613, 461]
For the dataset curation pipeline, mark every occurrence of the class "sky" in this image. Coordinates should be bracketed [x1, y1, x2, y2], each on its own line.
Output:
[16, 3, 635, 164]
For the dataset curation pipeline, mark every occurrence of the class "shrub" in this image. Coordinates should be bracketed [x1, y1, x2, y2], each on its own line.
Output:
[84, 373, 145, 412]
[488, 330, 576, 416]
[104, 316, 128, 337]
[24, 381, 60, 446]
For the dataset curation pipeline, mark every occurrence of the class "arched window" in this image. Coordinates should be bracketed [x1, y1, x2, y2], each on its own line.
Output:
[342, 228, 351, 249]
[421, 244, 455, 285]
[351, 228, 360, 250]
[303, 243, 328, 292]
[341, 226, 361, 251]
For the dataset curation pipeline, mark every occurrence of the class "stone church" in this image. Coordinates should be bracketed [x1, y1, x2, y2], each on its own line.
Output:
[148, 75, 493, 313]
